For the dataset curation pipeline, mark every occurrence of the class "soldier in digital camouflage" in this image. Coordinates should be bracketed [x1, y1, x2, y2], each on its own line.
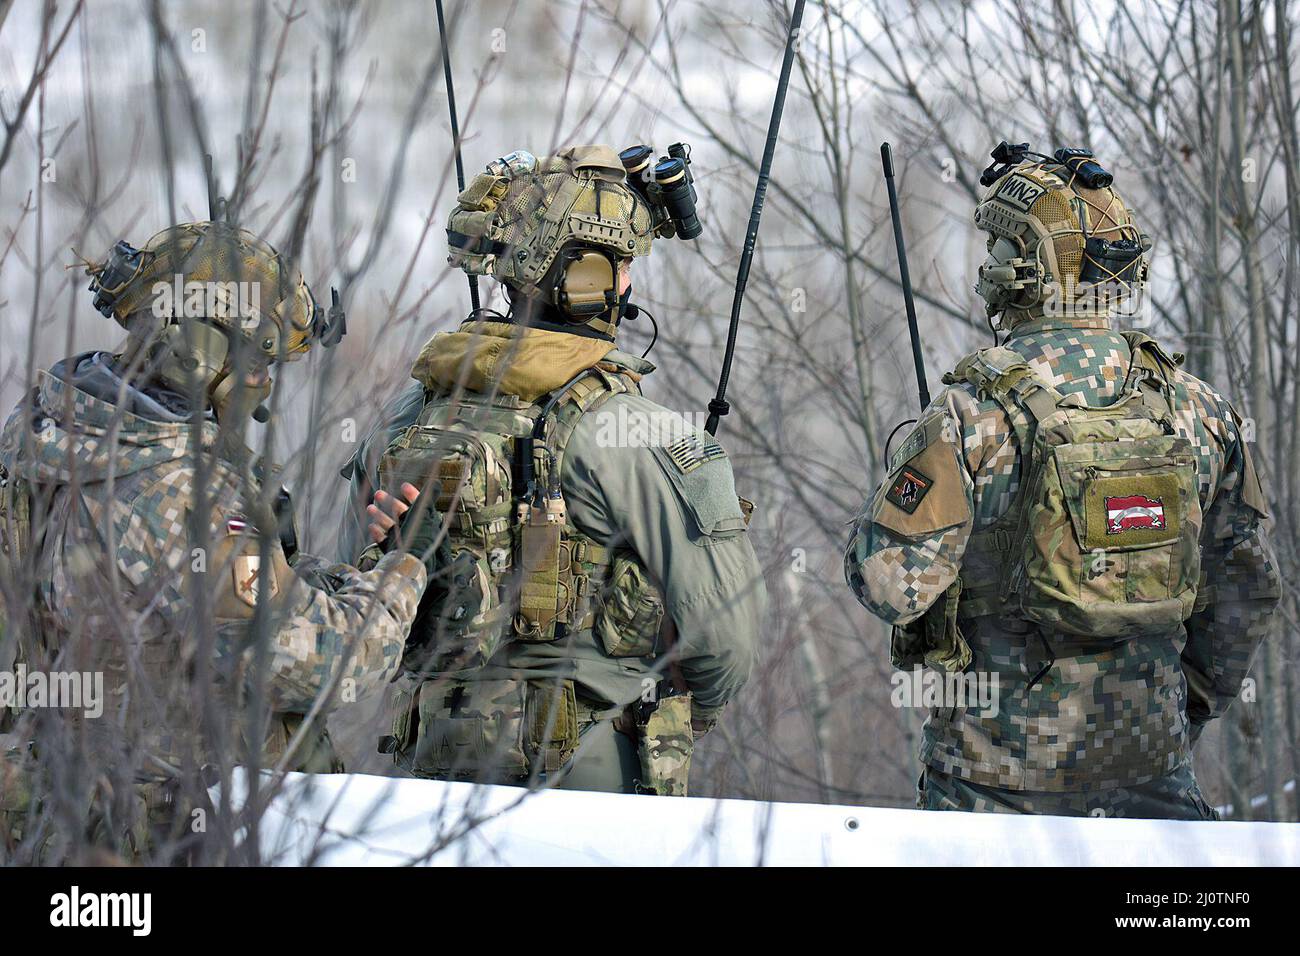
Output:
[339, 144, 765, 796]
[844, 145, 1281, 818]
[0, 221, 430, 859]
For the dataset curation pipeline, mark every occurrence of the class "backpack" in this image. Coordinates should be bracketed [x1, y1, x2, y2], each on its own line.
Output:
[947, 332, 1202, 637]
[377, 366, 651, 673]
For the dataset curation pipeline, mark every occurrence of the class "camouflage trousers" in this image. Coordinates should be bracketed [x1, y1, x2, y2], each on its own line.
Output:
[917, 764, 1219, 820]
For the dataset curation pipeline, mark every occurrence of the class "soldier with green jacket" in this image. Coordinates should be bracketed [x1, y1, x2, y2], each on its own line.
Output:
[340, 144, 767, 795]
[845, 146, 1280, 818]
[0, 221, 428, 860]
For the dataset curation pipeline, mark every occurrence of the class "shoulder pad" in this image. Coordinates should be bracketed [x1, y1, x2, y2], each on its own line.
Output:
[1121, 331, 1183, 373]
[942, 345, 1031, 391]
[1230, 407, 1270, 519]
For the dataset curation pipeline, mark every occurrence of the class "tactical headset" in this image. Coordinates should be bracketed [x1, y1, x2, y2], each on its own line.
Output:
[501, 242, 627, 341]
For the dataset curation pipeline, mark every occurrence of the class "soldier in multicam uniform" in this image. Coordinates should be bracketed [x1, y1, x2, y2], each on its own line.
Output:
[339, 145, 766, 795]
[844, 146, 1280, 818]
[0, 221, 428, 859]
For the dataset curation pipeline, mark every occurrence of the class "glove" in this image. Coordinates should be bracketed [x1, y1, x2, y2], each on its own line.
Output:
[390, 486, 449, 574]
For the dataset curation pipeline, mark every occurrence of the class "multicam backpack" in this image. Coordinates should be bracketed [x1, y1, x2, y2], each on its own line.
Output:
[948, 332, 1202, 637]
[377, 365, 665, 675]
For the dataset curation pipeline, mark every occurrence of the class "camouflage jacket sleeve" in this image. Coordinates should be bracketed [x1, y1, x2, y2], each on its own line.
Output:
[562, 393, 767, 727]
[335, 380, 427, 565]
[1180, 403, 1281, 728]
[118, 466, 426, 714]
[843, 392, 976, 625]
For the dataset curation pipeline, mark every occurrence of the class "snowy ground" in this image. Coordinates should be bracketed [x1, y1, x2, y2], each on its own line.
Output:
[219, 770, 1300, 866]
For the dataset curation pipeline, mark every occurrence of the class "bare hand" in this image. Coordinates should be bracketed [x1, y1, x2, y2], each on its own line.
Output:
[367, 482, 421, 544]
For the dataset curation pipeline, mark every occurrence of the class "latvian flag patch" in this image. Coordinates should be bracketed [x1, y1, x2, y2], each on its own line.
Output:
[1104, 494, 1166, 534]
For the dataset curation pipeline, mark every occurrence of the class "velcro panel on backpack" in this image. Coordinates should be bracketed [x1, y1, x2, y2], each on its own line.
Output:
[1080, 468, 1184, 551]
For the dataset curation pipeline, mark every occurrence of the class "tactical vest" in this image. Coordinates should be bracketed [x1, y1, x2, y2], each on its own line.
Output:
[946, 331, 1202, 640]
[378, 365, 665, 677]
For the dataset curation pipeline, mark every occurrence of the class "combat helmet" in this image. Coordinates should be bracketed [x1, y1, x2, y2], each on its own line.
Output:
[973, 143, 1151, 329]
[86, 220, 343, 419]
[445, 144, 661, 339]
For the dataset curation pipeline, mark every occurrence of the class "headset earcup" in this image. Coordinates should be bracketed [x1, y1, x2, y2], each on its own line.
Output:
[557, 250, 617, 320]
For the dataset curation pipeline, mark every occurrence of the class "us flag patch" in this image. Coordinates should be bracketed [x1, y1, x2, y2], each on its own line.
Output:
[1105, 494, 1166, 534]
[665, 434, 725, 474]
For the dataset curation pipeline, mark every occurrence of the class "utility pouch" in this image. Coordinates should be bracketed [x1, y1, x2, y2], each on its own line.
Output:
[634, 693, 694, 796]
[407, 549, 506, 674]
[515, 503, 565, 641]
[525, 679, 580, 772]
[382, 679, 420, 757]
[407, 678, 530, 778]
[889, 579, 972, 673]
[594, 552, 665, 657]
[396, 678, 579, 779]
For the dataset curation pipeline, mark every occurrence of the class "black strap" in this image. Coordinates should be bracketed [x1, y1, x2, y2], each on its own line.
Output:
[446, 230, 509, 259]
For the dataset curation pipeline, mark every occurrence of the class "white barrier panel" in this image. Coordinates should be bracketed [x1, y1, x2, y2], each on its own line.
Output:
[219, 770, 1300, 866]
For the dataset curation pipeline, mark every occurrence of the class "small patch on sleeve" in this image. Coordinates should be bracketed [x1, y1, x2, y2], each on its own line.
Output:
[232, 553, 280, 607]
[650, 434, 746, 539]
[225, 514, 255, 535]
[885, 465, 933, 514]
[663, 433, 727, 474]
[871, 412, 971, 540]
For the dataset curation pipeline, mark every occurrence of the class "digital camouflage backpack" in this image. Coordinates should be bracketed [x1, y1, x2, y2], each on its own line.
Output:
[948, 331, 1202, 637]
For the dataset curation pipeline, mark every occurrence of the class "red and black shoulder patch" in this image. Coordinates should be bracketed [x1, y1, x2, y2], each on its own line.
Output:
[885, 465, 933, 514]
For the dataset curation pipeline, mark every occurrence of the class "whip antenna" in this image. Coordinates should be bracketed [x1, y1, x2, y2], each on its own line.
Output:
[705, 0, 807, 437]
[881, 142, 931, 411]
[435, 0, 480, 313]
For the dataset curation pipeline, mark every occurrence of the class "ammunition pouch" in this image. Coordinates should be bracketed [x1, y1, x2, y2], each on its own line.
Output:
[388, 677, 580, 780]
